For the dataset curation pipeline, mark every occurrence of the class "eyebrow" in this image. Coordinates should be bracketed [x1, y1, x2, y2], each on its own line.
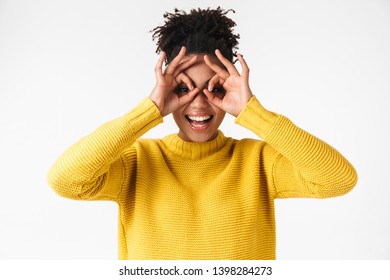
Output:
[179, 79, 213, 88]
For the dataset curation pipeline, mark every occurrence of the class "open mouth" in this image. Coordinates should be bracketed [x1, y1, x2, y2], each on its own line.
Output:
[186, 115, 213, 128]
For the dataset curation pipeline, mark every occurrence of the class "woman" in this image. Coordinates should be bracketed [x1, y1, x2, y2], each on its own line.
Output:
[48, 7, 357, 259]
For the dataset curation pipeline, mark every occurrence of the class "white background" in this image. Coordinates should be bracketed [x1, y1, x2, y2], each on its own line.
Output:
[0, 0, 389, 259]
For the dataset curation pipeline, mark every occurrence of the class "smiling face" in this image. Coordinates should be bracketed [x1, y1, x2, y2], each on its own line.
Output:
[172, 55, 226, 142]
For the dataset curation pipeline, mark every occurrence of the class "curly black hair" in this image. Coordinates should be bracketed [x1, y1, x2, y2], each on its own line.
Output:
[151, 7, 240, 64]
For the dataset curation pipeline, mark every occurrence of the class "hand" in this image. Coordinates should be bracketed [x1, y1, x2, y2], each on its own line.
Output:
[203, 49, 253, 117]
[149, 46, 200, 117]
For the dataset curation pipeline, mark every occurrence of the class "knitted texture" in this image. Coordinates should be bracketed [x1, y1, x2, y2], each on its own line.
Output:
[48, 97, 357, 259]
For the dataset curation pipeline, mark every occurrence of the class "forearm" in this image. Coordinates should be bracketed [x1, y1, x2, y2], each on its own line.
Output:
[47, 98, 163, 199]
[236, 96, 358, 198]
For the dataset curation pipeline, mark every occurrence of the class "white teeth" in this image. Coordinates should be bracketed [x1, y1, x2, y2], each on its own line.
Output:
[187, 115, 211, 121]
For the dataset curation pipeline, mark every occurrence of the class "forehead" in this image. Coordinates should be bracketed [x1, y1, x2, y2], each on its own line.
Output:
[182, 54, 223, 81]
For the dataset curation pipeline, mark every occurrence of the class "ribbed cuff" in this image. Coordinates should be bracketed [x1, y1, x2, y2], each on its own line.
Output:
[235, 96, 278, 139]
[122, 98, 163, 139]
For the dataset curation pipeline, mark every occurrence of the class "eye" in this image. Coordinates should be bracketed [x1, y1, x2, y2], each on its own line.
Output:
[175, 86, 190, 97]
[211, 87, 226, 98]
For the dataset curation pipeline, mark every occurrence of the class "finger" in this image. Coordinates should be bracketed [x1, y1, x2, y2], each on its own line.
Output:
[215, 49, 239, 76]
[155, 51, 166, 78]
[203, 89, 224, 109]
[172, 55, 198, 77]
[204, 55, 230, 80]
[178, 88, 200, 106]
[176, 73, 194, 91]
[237, 54, 250, 78]
[208, 74, 224, 92]
[165, 46, 186, 75]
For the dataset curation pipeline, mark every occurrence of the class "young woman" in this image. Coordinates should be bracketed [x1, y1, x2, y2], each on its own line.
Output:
[48, 7, 357, 259]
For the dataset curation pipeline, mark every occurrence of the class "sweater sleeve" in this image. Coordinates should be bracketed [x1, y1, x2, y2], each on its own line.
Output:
[47, 98, 163, 201]
[235, 96, 358, 199]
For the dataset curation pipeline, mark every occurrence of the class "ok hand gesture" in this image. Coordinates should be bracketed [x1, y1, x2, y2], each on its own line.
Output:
[149, 47, 200, 117]
[203, 49, 253, 117]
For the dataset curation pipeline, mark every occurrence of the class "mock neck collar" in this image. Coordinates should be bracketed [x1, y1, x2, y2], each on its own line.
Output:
[161, 131, 229, 160]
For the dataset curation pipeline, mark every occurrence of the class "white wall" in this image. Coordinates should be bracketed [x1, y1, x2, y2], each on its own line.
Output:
[0, 0, 389, 259]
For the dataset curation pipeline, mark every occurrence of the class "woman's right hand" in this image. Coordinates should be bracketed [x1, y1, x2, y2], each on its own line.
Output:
[149, 46, 199, 117]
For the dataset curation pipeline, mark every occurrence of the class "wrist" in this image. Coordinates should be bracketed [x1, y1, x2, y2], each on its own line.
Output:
[233, 92, 253, 117]
[124, 98, 163, 137]
[235, 96, 278, 139]
[149, 89, 165, 117]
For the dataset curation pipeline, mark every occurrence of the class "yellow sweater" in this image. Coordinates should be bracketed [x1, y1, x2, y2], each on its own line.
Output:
[47, 96, 357, 259]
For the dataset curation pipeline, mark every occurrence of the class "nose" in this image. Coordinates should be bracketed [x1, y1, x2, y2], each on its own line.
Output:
[189, 91, 209, 108]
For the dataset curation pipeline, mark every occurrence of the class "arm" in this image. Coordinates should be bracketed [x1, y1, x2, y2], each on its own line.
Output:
[236, 96, 357, 198]
[203, 50, 357, 199]
[47, 98, 162, 201]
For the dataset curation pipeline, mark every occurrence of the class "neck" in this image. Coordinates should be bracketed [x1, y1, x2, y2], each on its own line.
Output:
[161, 131, 230, 160]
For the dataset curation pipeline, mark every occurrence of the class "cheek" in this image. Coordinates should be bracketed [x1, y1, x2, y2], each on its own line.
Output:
[213, 110, 226, 125]
[172, 109, 189, 128]
[172, 111, 182, 124]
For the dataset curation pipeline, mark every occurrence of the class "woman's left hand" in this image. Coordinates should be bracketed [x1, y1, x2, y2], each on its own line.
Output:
[203, 49, 253, 117]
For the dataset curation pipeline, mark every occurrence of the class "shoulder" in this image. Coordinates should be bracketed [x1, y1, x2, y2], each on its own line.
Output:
[120, 138, 165, 169]
[232, 137, 278, 157]
[120, 138, 162, 159]
[133, 137, 162, 150]
[233, 137, 265, 149]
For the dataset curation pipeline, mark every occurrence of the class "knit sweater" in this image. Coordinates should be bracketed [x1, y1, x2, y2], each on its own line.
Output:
[47, 96, 357, 259]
